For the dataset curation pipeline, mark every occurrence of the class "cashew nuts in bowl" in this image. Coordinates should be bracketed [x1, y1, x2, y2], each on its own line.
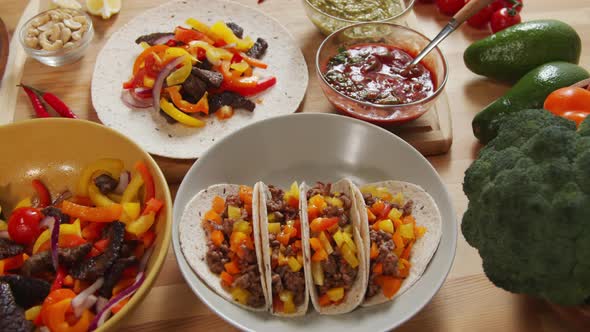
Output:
[23, 8, 90, 51]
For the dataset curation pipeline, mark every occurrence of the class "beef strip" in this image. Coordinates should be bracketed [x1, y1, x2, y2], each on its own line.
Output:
[0, 283, 33, 332]
[306, 182, 332, 199]
[246, 38, 268, 59]
[181, 73, 207, 102]
[120, 240, 141, 258]
[191, 67, 223, 89]
[232, 266, 265, 308]
[20, 243, 92, 277]
[134, 32, 174, 45]
[69, 222, 125, 281]
[226, 22, 244, 39]
[363, 193, 376, 207]
[402, 200, 414, 216]
[98, 256, 138, 298]
[0, 275, 50, 308]
[0, 239, 24, 260]
[208, 92, 256, 113]
[94, 174, 118, 194]
[41, 206, 70, 224]
[196, 59, 213, 70]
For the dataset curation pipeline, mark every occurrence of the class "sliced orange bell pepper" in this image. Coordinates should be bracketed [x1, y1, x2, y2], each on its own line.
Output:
[211, 230, 224, 247]
[307, 206, 320, 221]
[36, 234, 86, 253]
[166, 85, 210, 114]
[41, 288, 76, 326]
[370, 200, 385, 217]
[309, 217, 339, 233]
[82, 222, 106, 241]
[392, 230, 404, 250]
[224, 260, 241, 275]
[62, 200, 123, 223]
[204, 210, 222, 224]
[311, 248, 328, 262]
[1, 254, 27, 272]
[401, 241, 414, 260]
[367, 208, 377, 224]
[238, 52, 268, 69]
[45, 298, 94, 332]
[133, 44, 169, 75]
[370, 242, 379, 259]
[376, 276, 403, 299]
[140, 230, 156, 248]
[373, 263, 383, 275]
[238, 185, 253, 205]
[135, 161, 155, 202]
[212, 196, 225, 214]
[318, 294, 332, 306]
[220, 271, 234, 286]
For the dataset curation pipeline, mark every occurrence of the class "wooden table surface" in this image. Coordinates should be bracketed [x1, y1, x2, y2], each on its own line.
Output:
[2, 0, 590, 331]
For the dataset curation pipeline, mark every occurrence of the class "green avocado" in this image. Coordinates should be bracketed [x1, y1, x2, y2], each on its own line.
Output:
[464, 20, 582, 83]
[472, 62, 590, 144]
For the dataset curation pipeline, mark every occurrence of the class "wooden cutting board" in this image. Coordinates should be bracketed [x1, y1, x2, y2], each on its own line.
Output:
[0, 18, 8, 82]
[9, 0, 452, 181]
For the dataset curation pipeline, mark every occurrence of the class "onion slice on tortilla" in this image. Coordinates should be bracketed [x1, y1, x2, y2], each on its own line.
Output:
[40, 216, 60, 271]
[121, 90, 153, 109]
[72, 277, 104, 317]
[114, 171, 130, 195]
[152, 56, 186, 112]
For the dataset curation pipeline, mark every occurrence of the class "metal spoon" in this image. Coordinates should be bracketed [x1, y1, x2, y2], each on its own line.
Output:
[408, 0, 496, 68]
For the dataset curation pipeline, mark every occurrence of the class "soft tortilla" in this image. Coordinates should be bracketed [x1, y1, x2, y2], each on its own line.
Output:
[179, 184, 269, 311]
[91, 0, 308, 159]
[255, 181, 309, 316]
[301, 179, 369, 315]
[355, 181, 443, 307]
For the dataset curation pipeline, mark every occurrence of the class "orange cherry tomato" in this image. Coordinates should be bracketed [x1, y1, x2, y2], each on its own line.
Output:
[544, 87, 590, 126]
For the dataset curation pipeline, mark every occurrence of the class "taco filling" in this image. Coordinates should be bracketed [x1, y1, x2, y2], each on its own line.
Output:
[202, 185, 265, 308]
[306, 182, 359, 307]
[362, 186, 426, 300]
[265, 183, 306, 314]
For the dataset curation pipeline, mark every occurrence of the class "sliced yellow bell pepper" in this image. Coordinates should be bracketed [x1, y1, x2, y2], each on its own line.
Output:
[15, 197, 32, 209]
[287, 256, 302, 272]
[189, 41, 233, 66]
[78, 159, 124, 197]
[121, 172, 144, 204]
[160, 98, 206, 127]
[88, 183, 116, 208]
[209, 21, 254, 51]
[126, 212, 155, 236]
[231, 287, 250, 305]
[230, 61, 250, 75]
[186, 18, 211, 35]
[33, 219, 82, 254]
[267, 223, 281, 234]
[0, 220, 7, 231]
[25, 305, 42, 321]
[327, 287, 344, 302]
[163, 48, 193, 86]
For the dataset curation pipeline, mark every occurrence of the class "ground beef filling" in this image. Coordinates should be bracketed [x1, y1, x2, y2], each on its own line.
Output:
[267, 186, 306, 306]
[204, 193, 265, 308]
[307, 182, 358, 297]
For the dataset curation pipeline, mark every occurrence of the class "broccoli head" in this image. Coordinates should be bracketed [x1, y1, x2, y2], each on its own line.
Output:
[462, 109, 590, 305]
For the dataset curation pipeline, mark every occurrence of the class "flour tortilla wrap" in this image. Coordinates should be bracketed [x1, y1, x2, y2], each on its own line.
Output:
[354, 181, 443, 307]
[179, 184, 269, 311]
[255, 182, 309, 316]
[300, 179, 369, 315]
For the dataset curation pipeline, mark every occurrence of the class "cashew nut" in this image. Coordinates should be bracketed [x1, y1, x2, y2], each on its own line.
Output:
[47, 24, 61, 42]
[26, 27, 40, 37]
[39, 30, 64, 51]
[63, 18, 82, 30]
[73, 16, 87, 24]
[37, 21, 55, 32]
[25, 36, 39, 48]
[49, 10, 63, 21]
[31, 14, 49, 28]
[64, 42, 75, 48]
[71, 30, 83, 41]
[59, 24, 71, 43]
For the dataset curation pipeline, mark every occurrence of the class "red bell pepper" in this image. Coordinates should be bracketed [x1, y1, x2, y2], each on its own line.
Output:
[61, 200, 123, 223]
[174, 26, 214, 44]
[222, 76, 277, 96]
[32, 179, 51, 208]
[135, 161, 155, 202]
[50, 266, 67, 292]
[142, 198, 163, 216]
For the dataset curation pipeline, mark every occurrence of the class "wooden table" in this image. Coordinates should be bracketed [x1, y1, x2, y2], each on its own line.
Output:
[2, 0, 589, 331]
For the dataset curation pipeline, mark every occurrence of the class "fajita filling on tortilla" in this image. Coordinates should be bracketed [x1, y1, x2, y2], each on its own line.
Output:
[306, 182, 361, 307]
[201, 185, 266, 308]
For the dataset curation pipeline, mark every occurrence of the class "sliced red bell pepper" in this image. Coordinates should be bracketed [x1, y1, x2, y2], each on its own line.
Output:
[239, 52, 268, 69]
[37, 234, 86, 253]
[222, 76, 277, 97]
[61, 200, 123, 223]
[140, 230, 156, 248]
[142, 198, 163, 216]
[50, 266, 67, 292]
[174, 26, 214, 44]
[82, 222, 106, 241]
[135, 161, 155, 202]
[132, 44, 168, 75]
[32, 179, 51, 208]
[123, 68, 148, 90]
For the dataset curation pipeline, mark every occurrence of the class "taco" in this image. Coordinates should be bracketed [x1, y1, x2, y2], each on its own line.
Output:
[255, 181, 309, 316]
[300, 179, 369, 314]
[353, 181, 442, 306]
[179, 184, 269, 311]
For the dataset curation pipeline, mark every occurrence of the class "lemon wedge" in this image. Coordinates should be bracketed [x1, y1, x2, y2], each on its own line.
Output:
[51, 0, 82, 9]
[86, 0, 121, 19]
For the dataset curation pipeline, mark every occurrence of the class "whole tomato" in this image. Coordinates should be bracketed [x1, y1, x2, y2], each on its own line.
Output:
[491, 0, 523, 12]
[7, 207, 42, 245]
[436, 0, 465, 16]
[467, 1, 494, 29]
[490, 7, 521, 33]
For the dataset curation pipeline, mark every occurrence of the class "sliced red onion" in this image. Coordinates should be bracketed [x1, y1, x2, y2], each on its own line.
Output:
[96, 296, 109, 313]
[152, 56, 186, 112]
[72, 277, 104, 318]
[114, 171, 130, 195]
[138, 245, 155, 273]
[153, 34, 175, 45]
[52, 190, 72, 206]
[49, 216, 60, 271]
[121, 90, 153, 109]
[133, 87, 153, 99]
[0, 231, 9, 239]
[88, 272, 146, 331]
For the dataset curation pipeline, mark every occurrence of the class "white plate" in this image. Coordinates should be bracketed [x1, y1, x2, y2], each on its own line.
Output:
[172, 113, 457, 331]
[91, 0, 308, 159]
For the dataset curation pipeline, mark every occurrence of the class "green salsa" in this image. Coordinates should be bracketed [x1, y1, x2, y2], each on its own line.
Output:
[309, 0, 404, 21]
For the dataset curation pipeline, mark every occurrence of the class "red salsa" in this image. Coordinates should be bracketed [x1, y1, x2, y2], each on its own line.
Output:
[323, 44, 435, 105]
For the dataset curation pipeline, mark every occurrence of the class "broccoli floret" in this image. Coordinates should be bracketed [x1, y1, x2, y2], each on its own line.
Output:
[462, 109, 590, 305]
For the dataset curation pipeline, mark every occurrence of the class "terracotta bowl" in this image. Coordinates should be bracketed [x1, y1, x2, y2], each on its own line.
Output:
[0, 119, 172, 332]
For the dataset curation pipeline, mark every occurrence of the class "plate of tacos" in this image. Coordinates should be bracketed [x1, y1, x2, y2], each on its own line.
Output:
[91, 0, 307, 159]
[172, 113, 456, 331]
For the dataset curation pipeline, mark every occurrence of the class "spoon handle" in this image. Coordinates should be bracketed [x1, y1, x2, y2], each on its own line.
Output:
[409, 0, 495, 67]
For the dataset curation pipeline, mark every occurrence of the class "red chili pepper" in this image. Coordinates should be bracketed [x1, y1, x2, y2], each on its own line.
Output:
[20, 84, 78, 119]
[19, 85, 50, 118]
[32, 179, 52, 208]
[50, 266, 67, 292]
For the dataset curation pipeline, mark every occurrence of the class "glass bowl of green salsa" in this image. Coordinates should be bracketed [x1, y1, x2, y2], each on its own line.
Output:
[303, 0, 415, 35]
[316, 22, 448, 124]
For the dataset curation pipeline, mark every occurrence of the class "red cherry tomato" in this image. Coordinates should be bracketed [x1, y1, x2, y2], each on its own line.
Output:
[490, 8, 521, 33]
[435, 0, 465, 16]
[491, 0, 523, 12]
[7, 207, 42, 245]
[467, 1, 494, 29]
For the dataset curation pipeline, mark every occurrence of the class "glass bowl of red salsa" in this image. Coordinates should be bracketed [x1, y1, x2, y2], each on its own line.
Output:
[316, 23, 448, 124]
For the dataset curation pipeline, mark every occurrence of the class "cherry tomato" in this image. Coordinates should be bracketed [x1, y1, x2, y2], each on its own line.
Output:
[467, 1, 494, 29]
[436, 0, 465, 16]
[544, 87, 590, 126]
[491, 0, 523, 12]
[490, 8, 521, 33]
[8, 207, 42, 245]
